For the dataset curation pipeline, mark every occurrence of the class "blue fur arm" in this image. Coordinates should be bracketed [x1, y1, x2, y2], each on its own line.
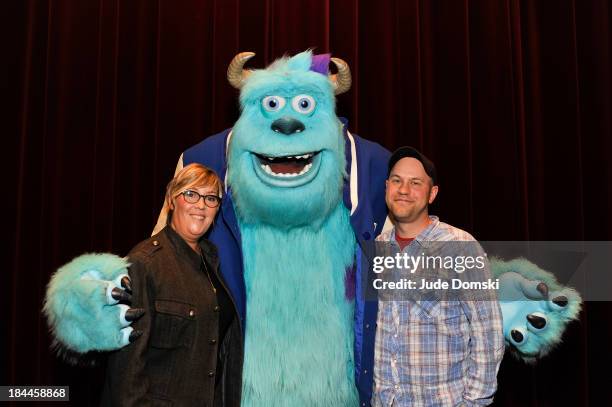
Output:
[43, 253, 135, 358]
[492, 257, 582, 362]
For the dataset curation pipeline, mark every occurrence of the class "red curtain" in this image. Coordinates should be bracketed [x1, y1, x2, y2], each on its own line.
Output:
[3, 0, 611, 405]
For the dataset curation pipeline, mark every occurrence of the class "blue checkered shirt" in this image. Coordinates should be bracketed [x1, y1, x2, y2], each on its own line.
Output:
[372, 216, 505, 407]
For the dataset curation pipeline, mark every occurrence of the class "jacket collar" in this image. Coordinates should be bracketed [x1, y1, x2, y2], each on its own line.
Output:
[378, 216, 441, 248]
[162, 225, 219, 270]
[413, 215, 441, 245]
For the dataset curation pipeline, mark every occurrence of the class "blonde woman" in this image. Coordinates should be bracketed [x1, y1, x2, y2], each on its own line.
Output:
[102, 163, 241, 407]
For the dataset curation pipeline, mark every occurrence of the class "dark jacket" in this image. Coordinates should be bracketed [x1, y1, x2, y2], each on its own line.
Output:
[101, 226, 243, 407]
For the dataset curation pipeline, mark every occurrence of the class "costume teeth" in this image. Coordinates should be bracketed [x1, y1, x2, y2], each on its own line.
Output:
[298, 163, 312, 175]
[260, 155, 314, 177]
[263, 162, 313, 177]
[262, 153, 314, 161]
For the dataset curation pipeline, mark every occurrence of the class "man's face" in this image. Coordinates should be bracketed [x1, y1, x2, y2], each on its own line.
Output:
[385, 157, 439, 223]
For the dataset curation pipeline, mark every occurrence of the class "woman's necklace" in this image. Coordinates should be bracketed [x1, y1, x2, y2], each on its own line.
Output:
[199, 250, 217, 294]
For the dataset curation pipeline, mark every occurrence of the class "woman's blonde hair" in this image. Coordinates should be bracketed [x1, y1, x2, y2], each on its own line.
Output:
[165, 163, 222, 211]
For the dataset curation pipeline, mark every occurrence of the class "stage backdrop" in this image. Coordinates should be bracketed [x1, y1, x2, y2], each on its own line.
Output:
[3, 0, 611, 405]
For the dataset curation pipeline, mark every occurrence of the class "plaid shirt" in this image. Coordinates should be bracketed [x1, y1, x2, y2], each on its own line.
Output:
[372, 216, 505, 407]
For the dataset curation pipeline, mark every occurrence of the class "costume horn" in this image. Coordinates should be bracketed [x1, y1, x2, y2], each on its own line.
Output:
[227, 52, 255, 89]
[329, 57, 352, 95]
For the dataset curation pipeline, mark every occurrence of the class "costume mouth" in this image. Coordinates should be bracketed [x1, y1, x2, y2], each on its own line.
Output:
[251, 151, 322, 187]
[255, 152, 318, 177]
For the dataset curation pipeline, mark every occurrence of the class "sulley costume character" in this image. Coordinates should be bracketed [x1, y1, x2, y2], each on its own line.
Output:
[44, 51, 581, 406]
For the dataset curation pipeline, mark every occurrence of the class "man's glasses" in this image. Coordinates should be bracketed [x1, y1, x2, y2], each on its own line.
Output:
[180, 190, 221, 208]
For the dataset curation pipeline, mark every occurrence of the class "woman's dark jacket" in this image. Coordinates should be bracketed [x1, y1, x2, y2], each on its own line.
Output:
[101, 226, 243, 407]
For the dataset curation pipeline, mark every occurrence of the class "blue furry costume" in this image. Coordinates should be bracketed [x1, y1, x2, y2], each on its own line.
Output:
[44, 51, 581, 406]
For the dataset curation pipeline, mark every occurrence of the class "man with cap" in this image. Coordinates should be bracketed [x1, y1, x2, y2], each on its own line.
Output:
[371, 147, 505, 407]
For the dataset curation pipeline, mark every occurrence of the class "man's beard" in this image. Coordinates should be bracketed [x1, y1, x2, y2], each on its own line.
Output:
[389, 201, 428, 224]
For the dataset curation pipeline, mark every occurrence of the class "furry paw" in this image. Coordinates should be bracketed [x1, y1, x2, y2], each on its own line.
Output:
[491, 257, 582, 362]
[43, 253, 144, 358]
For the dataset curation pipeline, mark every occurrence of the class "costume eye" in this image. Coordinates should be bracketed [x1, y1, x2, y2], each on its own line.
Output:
[262, 96, 286, 112]
[291, 95, 316, 114]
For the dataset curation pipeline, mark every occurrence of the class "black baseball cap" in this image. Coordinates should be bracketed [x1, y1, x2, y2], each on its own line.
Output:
[388, 146, 437, 185]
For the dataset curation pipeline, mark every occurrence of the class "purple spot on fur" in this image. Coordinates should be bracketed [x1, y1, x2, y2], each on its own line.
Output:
[344, 266, 356, 300]
[310, 53, 331, 75]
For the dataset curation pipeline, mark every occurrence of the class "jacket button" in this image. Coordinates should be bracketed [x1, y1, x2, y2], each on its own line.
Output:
[189, 309, 195, 317]
[365, 324, 370, 329]
[209, 339, 217, 345]
[152, 240, 159, 246]
[208, 371, 215, 377]
[213, 305, 220, 312]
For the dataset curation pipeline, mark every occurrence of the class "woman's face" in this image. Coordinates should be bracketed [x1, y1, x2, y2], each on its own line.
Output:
[170, 184, 220, 245]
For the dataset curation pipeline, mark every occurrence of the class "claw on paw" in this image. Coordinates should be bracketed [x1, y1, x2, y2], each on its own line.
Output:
[111, 287, 132, 303]
[492, 257, 582, 362]
[552, 296, 568, 307]
[125, 308, 145, 322]
[536, 282, 549, 297]
[526, 313, 547, 329]
[43, 253, 134, 355]
[511, 329, 524, 343]
[121, 276, 132, 293]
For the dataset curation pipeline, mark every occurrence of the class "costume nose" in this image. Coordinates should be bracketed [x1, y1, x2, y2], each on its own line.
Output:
[271, 117, 305, 135]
